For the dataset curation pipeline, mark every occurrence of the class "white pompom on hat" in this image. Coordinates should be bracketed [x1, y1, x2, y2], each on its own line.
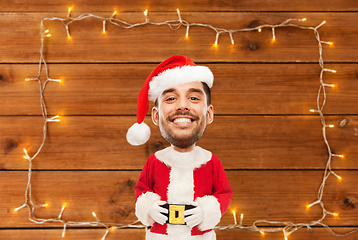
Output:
[126, 55, 214, 146]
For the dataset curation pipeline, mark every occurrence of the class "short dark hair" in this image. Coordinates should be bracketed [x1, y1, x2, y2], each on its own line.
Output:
[155, 82, 211, 106]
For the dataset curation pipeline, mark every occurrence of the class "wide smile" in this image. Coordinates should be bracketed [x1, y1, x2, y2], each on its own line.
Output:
[171, 116, 195, 125]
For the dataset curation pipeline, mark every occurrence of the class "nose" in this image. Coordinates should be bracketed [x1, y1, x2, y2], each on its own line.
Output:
[176, 97, 190, 111]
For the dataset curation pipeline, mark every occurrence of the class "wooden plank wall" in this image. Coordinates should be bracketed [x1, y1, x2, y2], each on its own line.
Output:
[1, 0, 357, 239]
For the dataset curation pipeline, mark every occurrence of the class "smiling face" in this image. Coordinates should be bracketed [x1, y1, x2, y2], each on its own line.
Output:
[151, 81, 214, 152]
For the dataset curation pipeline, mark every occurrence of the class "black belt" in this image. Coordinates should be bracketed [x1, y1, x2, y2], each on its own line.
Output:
[160, 204, 196, 225]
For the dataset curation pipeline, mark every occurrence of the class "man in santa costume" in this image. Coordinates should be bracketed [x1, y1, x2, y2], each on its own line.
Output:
[126, 55, 233, 240]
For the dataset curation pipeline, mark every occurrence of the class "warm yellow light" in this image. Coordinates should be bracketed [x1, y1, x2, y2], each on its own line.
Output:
[306, 204, 311, 209]
[302, 18, 307, 21]
[310, 109, 315, 112]
[214, 43, 218, 47]
[68, 7, 72, 13]
[43, 203, 49, 207]
[144, 9, 148, 16]
[338, 155, 345, 158]
[272, 36, 276, 41]
[68, 35, 71, 40]
[185, 33, 189, 38]
[328, 125, 334, 128]
[113, 11, 117, 15]
[231, 39, 234, 45]
[258, 28, 262, 32]
[333, 212, 339, 217]
[46, 34, 51, 37]
[260, 231, 265, 235]
[337, 175, 342, 180]
[177, 9, 180, 14]
[92, 212, 97, 217]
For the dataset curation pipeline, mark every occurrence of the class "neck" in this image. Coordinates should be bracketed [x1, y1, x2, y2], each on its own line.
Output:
[171, 144, 195, 153]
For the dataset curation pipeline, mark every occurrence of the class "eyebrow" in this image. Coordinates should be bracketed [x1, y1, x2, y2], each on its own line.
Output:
[161, 87, 204, 97]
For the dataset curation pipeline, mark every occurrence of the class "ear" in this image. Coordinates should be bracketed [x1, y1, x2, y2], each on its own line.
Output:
[151, 106, 159, 126]
[206, 104, 214, 124]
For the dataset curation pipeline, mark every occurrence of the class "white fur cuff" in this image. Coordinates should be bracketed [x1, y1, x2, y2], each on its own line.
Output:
[196, 196, 221, 231]
[136, 192, 161, 226]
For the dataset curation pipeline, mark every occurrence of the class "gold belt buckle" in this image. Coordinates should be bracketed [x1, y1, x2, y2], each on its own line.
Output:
[168, 204, 186, 225]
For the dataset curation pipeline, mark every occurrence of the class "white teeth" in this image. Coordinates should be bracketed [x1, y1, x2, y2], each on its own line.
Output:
[173, 118, 192, 123]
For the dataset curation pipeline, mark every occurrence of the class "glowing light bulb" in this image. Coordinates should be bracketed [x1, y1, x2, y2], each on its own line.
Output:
[68, 35, 71, 40]
[232, 210, 237, 225]
[333, 212, 339, 217]
[328, 125, 334, 128]
[260, 231, 265, 235]
[144, 9, 148, 16]
[67, 7, 73, 18]
[258, 28, 262, 32]
[103, 20, 106, 34]
[272, 28, 276, 41]
[23, 149, 30, 159]
[302, 18, 307, 21]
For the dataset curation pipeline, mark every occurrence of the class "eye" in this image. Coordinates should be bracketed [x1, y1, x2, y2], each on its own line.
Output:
[189, 96, 200, 101]
[165, 97, 176, 102]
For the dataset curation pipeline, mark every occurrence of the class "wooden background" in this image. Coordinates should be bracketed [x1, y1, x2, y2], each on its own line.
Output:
[1, 0, 357, 239]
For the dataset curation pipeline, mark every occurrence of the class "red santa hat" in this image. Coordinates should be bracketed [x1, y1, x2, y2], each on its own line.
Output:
[126, 55, 214, 146]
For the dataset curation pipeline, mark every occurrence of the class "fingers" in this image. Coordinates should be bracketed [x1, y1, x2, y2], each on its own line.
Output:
[184, 203, 203, 228]
[185, 213, 202, 228]
[149, 201, 168, 225]
[184, 207, 199, 216]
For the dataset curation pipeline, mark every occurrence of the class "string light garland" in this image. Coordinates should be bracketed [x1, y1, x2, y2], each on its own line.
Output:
[15, 8, 358, 240]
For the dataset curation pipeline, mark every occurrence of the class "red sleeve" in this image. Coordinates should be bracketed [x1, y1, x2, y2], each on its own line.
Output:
[212, 155, 233, 216]
[135, 155, 155, 201]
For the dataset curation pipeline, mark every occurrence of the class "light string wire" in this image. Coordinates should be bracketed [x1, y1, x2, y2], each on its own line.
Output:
[14, 8, 357, 239]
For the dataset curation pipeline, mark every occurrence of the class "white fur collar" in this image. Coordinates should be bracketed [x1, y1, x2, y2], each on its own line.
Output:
[155, 146, 212, 170]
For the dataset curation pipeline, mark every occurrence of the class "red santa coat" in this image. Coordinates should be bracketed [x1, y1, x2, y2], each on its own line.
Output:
[135, 146, 233, 240]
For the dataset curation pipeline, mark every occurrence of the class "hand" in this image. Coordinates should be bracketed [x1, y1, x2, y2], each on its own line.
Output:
[149, 200, 168, 225]
[184, 202, 204, 228]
